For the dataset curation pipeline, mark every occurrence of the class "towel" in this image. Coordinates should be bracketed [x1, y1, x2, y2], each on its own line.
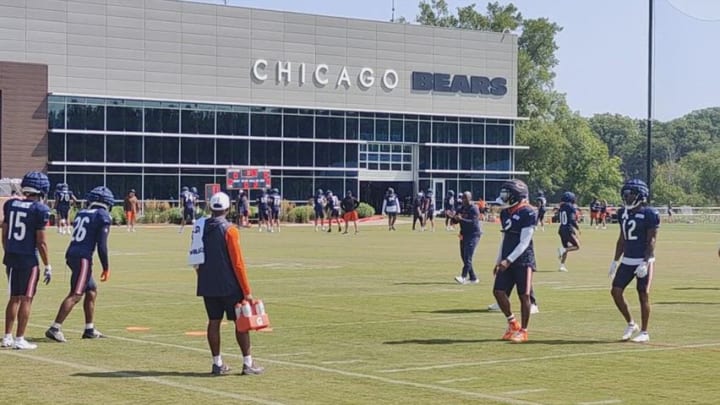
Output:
[188, 217, 206, 266]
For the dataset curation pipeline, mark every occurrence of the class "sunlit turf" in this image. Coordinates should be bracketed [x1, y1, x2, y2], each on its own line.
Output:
[1, 219, 719, 404]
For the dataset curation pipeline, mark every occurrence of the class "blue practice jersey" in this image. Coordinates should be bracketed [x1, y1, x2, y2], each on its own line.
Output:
[257, 193, 269, 209]
[2, 199, 50, 267]
[617, 206, 660, 261]
[66, 208, 111, 259]
[557, 202, 578, 230]
[272, 193, 282, 210]
[181, 191, 196, 210]
[313, 194, 325, 211]
[55, 190, 74, 209]
[500, 204, 537, 267]
[443, 196, 455, 211]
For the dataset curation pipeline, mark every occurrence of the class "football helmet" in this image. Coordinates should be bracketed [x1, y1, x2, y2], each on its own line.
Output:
[190, 186, 198, 194]
[426, 189, 433, 196]
[317, 188, 323, 195]
[272, 188, 279, 195]
[86, 186, 115, 210]
[498, 179, 529, 207]
[387, 187, 394, 194]
[561, 191, 576, 204]
[621, 179, 649, 210]
[447, 190, 455, 196]
[181, 186, 189, 192]
[326, 190, 333, 196]
[209, 192, 230, 211]
[346, 190, 353, 196]
[537, 191, 545, 198]
[21, 171, 50, 196]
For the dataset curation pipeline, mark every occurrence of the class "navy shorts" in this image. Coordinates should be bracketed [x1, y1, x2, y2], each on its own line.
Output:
[6, 265, 40, 298]
[314, 208, 325, 219]
[271, 209, 280, 220]
[559, 227, 579, 248]
[57, 207, 70, 220]
[183, 208, 195, 222]
[612, 262, 654, 293]
[258, 208, 269, 221]
[537, 210, 546, 223]
[330, 209, 340, 218]
[493, 263, 534, 297]
[66, 256, 97, 295]
[426, 210, 435, 219]
[203, 294, 244, 321]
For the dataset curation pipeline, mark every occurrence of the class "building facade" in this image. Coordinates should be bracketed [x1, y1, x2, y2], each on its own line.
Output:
[0, 0, 526, 209]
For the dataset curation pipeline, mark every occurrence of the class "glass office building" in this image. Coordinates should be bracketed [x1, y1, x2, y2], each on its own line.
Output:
[0, 0, 526, 210]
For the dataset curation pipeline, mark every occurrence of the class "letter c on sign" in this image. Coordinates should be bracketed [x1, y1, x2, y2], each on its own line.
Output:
[314, 64, 329, 86]
[359, 67, 375, 89]
[382, 69, 398, 90]
[252, 59, 268, 81]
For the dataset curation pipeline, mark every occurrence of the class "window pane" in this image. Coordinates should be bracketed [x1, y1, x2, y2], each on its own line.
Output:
[107, 135, 142, 163]
[144, 174, 178, 200]
[419, 121, 431, 143]
[251, 113, 281, 137]
[375, 119, 388, 142]
[281, 177, 313, 201]
[217, 111, 248, 135]
[106, 175, 142, 200]
[390, 120, 403, 142]
[66, 173, 104, 199]
[48, 102, 65, 129]
[346, 117, 358, 140]
[66, 133, 85, 161]
[107, 106, 142, 132]
[315, 143, 344, 167]
[433, 122, 458, 143]
[487, 125, 510, 145]
[486, 149, 510, 171]
[162, 109, 180, 133]
[86, 134, 104, 161]
[250, 140, 281, 166]
[48, 133, 65, 161]
[144, 108, 162, 132]
[182, 109, 215, 134]
[345, 143, 358, 168]
[315, 116, 344, 139]
[360, 118, 373, 141]
[432, 147, 458, 170]
[419, 146, 430, 170]
[404, 120, 418, 143]
[283, 141, 314, 167]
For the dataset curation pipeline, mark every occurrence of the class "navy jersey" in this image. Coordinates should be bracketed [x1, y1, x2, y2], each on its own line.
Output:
[557, 202, 578, 230]
[443, 196, 455, 211]
[66, 208, 111, 269]
[272, 193, 282, 210]
[313, 194, 325, 211]
[257, 193, 269, 210]
[617, 206, 660, 261]
[383, 194, 399, 213]
[500, 204, 537, 267]
[330, 195, 340, 210]
[55, 190, 74, 209]
[181, 191, 196, 210]
[424, 195, 435, 212]
[536, 197, 547, 213]
[2, 199, 50, 267]
[266, 194, 275, 210]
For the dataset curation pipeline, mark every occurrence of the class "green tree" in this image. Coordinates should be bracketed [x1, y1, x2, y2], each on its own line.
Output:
[588, 113, 645, 180]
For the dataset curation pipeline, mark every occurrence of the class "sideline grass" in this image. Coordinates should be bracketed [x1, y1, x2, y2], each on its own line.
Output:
[1, 219, 719, 404]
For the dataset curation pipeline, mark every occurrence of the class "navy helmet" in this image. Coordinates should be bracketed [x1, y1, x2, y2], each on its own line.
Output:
[181, 186, 189, 192]
[21, 171, 50, 196]
[561, 191, 576, 204]
[387, 187, 394, 194]
[537, 190, 545, 198]
[498, 179, 529, 206]
[86, 186, 115, 210]
[317, 188, 323, 195]
[426, 189, 433, 196]
[447, 190, 455, 196]
[621, 179, 649, 209]
[272, 188, 279, 194]
[190, 186, 198, 194]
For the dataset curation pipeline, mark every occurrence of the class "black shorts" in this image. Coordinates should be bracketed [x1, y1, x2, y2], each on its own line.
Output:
[426, 210, 435, 219]
[57, 207, 70, 220]
[559, 227, 579, 248]
[314, 208, 324, 219]
[537, 210, 546, 222]
[203, 294, 244, 321]
[493, 263, 534, 297]
[6, 265, 40, 298]
[183, 208, 195, 222]
[271, 209, 280, 220]
[66, 256, 97, 295]
[386, 212, 398, 218]
[612, 262, 654, 293]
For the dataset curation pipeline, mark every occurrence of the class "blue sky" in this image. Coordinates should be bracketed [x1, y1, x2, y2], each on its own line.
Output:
[213, 0, 720, 121]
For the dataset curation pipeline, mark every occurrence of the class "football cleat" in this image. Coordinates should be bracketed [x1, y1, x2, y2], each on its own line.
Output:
[559, 264, 568, 272]
[466, 278, 479, 284]
[621, 323, 639, 341]
[1, 336, 14, 348]
[510, 329, 528, 343]
[211, 363, 231, 376]
[454, 276, 466, 285]
[487, 303, 500, 311]
[241, 362, 264, 375]
[82, 329, 105, 339]
[13, 338, 37, 350]
[502, 320, 521, 340]
[530, 304, 540, 314]
[631, 332, 650, 343]
[45, 327, 66, 343]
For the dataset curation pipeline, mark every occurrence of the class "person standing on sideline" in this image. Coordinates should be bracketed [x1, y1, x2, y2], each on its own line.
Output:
[123, 189, 139, 232]
[313, 188, 326, 232]
[424, 189, 436, 232]
[381, 187, 400, 231]
[194, 192, 263, 375]
[179, 186, 197, 234]
[492, 179, 537, 343]
[45, 186, 114, 343]
[444, 190, 456, 231]
[608, 179, 659, 343]
[341, 190, 360, 234]
[557, 191, 580, 272]
[236, 190, 250, 228]
[2, 171, 52, 350]
[666, 202, 673, 223]
[411, 191, 425, 231]
[452, 191, 482, 285]
[54, 183, 77, 235]
[535, 191, 547, 231]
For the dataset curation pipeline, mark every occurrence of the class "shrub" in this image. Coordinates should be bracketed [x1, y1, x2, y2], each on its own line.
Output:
[166, 207, 184, 224]
[144, 200, 171, 212]
[287, 205, 314, 223]
[279, 199, 296, 222]
[110, 206, 126, 225]
[357, 202, 375, 218]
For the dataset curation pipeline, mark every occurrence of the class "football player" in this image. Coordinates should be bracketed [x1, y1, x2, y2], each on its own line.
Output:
[452, 191, 482, 285]
[411, 191, 425, 231]
[381, 187, 400, 231]
[236, 190, 250, 228]
[256, 188, 271, 232]
[424, 189, 436, 232]
[179, 186, 197, 234]
[557, 191, 581, 272]
[608, 179, 659, 343]
[2, 171, 52, 350]
[341, 190, 360, 234]
[54, 183, 77, 235]
[45, 186, 114, 343]
[492, 179, 537, 343]
[444, 190, 456, 231]
[313, 188, 326, 232]
[268, 188, 282, 233]
[535, 191, 547, 232]
[326, 190, 342, 233]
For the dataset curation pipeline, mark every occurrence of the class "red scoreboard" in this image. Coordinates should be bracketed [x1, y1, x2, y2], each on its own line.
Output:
[226, 168, 271, 190]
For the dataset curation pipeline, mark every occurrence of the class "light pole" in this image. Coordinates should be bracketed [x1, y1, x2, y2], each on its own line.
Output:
[647, 0, 654, 197]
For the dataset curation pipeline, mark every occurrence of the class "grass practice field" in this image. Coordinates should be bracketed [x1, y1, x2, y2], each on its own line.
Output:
[1, 218, 719, 404]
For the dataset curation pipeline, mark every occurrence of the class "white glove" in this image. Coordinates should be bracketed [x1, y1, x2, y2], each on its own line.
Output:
[634, 262, 649, 278]
[608, 261, 618, 279]
[43, 265, 53, 285]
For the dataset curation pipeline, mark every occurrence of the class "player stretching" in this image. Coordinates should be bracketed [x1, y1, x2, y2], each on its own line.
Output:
[557, 191, 580, 272]
[608, 179, 659, 343]
[492, 179, 537, 343]
[45, 186, 114, 342]
[54, 183, 77, 235]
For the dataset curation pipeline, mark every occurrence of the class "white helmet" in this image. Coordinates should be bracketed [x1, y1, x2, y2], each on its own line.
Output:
[209, 192, 230, 211]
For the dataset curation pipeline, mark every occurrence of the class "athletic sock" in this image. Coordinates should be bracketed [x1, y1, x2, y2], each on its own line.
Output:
[243, 355, 253, 367]
[52, 322, 62, 330]
[213, 355, 223, 367]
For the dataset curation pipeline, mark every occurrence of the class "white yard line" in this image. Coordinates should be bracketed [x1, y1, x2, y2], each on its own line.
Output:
[502, 389, 549, 395]
[379, 342, 720, 373]
[320, 359, 365, 365]
[3, 350, 286, 405]
[578, 400, 622, 405]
